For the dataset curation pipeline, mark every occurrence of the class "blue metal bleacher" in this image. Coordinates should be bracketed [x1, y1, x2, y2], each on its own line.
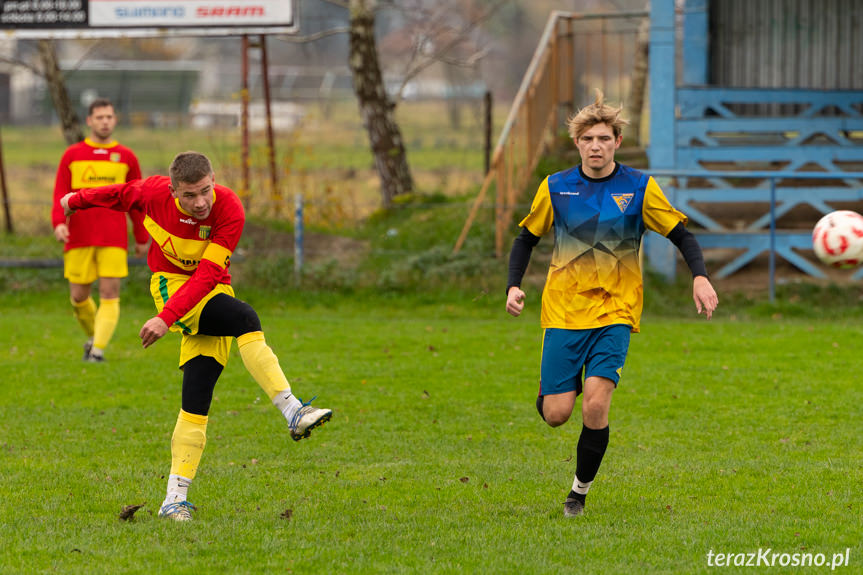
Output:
[646, 1, 863, 288]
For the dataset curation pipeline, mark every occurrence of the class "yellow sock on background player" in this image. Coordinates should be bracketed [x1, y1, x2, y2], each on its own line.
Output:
[90, 297, 119, 360]
[71, 296, 96, 339]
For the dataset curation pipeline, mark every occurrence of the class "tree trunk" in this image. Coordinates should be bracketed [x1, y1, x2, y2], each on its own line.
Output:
[37, 39, 83, 146]
[348, 0, 413, 209]
[627, 8, 650, 147]
[443, 64, 463, 130]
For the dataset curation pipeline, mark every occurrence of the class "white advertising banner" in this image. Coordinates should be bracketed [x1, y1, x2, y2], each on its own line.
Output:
[89, 0, 294, 28]
[0, 0, 297, 37]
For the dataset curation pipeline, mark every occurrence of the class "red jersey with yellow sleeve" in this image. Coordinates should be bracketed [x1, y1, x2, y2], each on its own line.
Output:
[66, 175, 244, 327]
[52, 138, 147, 251]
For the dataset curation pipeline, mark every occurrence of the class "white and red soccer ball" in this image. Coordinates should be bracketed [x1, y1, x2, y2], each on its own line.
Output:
[812, 210, 863, 268]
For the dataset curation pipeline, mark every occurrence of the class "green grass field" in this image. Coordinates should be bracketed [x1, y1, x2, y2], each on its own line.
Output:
[1, 280, 862, 574]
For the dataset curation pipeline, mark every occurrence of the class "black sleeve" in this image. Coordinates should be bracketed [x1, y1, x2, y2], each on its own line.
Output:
[666, 222, 708, 278]
[507, 227, 541, 292]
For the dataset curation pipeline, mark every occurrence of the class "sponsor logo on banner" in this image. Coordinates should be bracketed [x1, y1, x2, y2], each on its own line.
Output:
[89, 0, 294, 27]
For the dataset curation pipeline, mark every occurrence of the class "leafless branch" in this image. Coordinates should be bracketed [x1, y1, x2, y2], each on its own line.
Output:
[0, 56, 42, 76]
[435, 45, 491, 68]
[394, 0, 509, 101]
[66, 40, 105, 74]
[319, 0, 348, 7]
[275, 26, 351, 43]
[319, 0, 397, 12]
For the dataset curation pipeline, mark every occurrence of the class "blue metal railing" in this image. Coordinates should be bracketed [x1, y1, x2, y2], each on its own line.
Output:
[647, 170, 863, 301]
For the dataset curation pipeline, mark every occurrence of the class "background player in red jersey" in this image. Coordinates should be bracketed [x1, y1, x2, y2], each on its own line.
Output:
[61, 152, 332, 522]
[51, 98, 148, 362]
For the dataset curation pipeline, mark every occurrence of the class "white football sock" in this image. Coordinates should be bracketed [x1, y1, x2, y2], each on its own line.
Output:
[572, 475, 592, 495]
[164, 474, 192, 504]
[272, 390, 302, 423]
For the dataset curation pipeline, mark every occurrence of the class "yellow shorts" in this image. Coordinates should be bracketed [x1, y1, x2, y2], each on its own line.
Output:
[64, 246, 128, 284]
[149, 272, 235, 368]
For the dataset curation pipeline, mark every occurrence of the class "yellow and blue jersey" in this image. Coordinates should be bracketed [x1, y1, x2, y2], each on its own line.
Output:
[520, 163, 686, 332]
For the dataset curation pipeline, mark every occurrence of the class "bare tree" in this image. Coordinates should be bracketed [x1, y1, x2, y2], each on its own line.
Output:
[302, 0, 504, 208]
[348, 0, 413, 208]
[627, 5, 650, 147]
[37, 40, 83, 146]
[388, 0, 500, 103]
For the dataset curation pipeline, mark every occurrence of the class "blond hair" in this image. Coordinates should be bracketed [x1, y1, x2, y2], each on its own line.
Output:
[566, 90, 629, 140]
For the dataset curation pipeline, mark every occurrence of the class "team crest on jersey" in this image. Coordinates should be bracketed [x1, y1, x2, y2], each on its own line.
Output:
[198, 226, 212, 240]
[110, 152, 121, 162]
[612, 193, 634, 213]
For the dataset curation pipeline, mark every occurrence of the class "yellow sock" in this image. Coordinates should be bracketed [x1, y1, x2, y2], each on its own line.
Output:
[71, 297, 96, 338]
[170, 410, 208, 480]
[237, 331, 290, 400]
[93, 297, 119, 351]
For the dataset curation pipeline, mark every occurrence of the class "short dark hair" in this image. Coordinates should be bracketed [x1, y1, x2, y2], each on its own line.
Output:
[169, 152, 214, 188]
[88, 98, 114, 116]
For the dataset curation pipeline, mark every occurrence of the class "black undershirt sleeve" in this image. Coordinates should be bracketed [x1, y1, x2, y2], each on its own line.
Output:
[666, 222, 708, 278]
[507, 226, 541, 292]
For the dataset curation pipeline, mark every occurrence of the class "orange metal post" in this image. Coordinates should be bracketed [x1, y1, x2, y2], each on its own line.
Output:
[241, 35, 251, 207]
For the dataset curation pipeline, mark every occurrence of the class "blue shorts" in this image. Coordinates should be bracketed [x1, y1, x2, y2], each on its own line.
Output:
[539, 324, 631, 397]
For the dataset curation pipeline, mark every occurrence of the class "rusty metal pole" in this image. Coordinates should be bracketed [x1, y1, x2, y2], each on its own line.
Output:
[0, 127, 11, 233]
[259, 34, 280, 217]
[241, 34, 251, 208]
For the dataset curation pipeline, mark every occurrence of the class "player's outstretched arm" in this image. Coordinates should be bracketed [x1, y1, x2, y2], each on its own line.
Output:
[692, 275, 718, 320]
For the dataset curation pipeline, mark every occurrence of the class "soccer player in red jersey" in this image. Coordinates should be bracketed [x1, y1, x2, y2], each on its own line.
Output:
[52, 98, 148, 362]
[61, 152, 332, 522]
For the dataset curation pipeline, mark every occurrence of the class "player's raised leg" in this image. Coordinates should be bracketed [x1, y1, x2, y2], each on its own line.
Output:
[200, 294, 332, 440]
[237, 331, 332, 440]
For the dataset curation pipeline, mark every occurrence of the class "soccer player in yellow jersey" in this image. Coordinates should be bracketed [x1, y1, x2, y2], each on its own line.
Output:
[506, 91, 718, 517]
[51, 98, 148, 362]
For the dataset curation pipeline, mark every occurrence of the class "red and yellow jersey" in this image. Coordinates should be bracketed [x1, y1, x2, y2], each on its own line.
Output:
[67, 175, 245, 327]
[52, 138, 146, 251]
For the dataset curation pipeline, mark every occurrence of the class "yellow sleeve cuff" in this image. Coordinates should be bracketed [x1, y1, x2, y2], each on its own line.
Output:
[202, 242, 232, 269]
